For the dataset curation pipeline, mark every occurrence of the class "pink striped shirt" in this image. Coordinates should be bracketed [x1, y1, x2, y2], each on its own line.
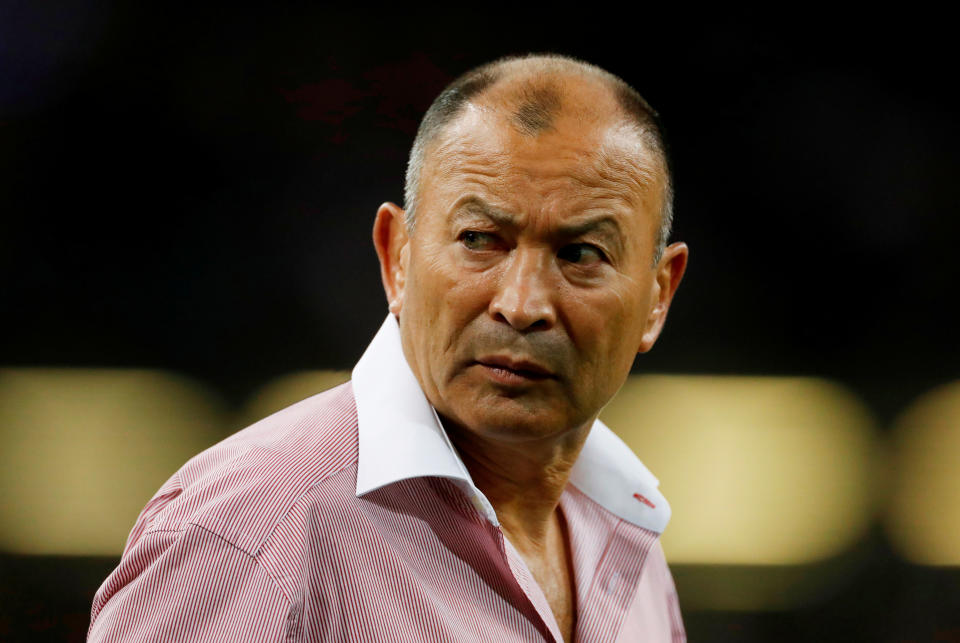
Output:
[89, 316, 685, 641]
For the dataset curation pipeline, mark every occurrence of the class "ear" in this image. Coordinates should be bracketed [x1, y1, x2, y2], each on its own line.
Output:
[638, 242, 689, 353]
[372, 202, 410, 316]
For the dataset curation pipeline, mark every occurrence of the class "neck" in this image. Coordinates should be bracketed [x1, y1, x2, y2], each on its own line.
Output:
[443, 418, 593, 552]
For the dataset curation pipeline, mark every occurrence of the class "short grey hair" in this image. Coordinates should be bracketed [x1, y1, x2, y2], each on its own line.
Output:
[403, 53, 675, 263]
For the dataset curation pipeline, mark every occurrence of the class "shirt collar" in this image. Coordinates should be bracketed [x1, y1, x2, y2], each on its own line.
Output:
[351, 314, 671, 534]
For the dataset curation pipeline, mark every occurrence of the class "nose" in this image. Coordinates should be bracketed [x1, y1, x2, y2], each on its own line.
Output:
[488, 248, 557, 331]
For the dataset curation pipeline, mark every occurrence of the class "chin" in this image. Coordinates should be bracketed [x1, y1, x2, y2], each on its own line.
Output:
[457, 405, 575, 444]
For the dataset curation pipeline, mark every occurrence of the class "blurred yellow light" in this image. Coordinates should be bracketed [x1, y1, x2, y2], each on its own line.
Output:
[0, 369, 228, 555]
[601, 375, 880, 566]
[239, 370, 350, 426]
[885, 380, 960, 565]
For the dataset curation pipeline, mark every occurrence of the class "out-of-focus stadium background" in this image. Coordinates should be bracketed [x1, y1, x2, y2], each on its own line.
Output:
[2, 4, 958, 641]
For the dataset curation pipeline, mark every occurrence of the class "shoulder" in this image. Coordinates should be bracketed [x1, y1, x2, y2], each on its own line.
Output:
[139, 381, 359, 556]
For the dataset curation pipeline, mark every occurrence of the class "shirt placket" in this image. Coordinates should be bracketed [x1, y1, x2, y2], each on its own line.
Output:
[431, 477, 561, 642]
[501, 529, 566, 643]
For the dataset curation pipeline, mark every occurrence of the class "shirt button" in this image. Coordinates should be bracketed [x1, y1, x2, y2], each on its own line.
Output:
[606, 572, 621, 593]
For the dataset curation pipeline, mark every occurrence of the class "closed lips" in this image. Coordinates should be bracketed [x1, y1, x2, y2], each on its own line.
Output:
[476, 357, 554, 379]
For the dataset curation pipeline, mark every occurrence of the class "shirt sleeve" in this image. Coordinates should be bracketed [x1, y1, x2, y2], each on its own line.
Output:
[88, 522, 293, 642]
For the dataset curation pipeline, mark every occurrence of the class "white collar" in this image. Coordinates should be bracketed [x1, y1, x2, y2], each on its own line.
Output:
[351, 314, 671, 534]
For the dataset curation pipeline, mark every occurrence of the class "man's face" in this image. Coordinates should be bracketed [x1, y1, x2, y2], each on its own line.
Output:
[385, 95, 680, 444]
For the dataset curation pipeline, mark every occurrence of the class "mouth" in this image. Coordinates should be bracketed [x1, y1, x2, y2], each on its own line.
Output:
[474, 355, 555, 385]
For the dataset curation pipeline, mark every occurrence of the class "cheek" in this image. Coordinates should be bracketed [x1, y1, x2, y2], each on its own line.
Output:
[563, 284, 649, 378]
[407, 247, 491, 348]
[406, 242, 457, 308]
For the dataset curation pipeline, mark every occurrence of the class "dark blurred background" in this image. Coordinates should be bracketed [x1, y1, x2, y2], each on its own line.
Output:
[1, 3, 958, 641]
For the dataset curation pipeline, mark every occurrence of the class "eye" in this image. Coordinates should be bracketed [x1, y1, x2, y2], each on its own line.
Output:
[558, 243, 607, 265]
[459, 230, 498, 251]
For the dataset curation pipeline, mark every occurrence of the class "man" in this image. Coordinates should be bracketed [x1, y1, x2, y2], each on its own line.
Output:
[88, 54, 688, 642]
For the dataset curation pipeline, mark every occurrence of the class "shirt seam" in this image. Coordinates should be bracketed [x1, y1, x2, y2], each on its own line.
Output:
[138, 450, 357, 559]
[252, 465, 361, 605]
[253, 452, 359, 555]
[143, 521, 298, 611]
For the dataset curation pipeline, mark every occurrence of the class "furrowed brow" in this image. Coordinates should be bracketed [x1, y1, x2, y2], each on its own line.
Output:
[451, 196, 517, 228]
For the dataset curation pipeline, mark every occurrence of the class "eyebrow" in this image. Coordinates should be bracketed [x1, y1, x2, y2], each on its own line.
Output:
[452, 196, 517, 227]
[451, 195, 626, 253]
[557, 214, 622, 240]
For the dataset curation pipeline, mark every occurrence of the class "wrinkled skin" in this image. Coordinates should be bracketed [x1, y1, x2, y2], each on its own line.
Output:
[376, 93, 687, 448]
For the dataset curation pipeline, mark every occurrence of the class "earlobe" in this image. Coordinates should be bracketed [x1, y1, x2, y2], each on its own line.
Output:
[637, 242, 689, 354]
[372, 202, 410, 316]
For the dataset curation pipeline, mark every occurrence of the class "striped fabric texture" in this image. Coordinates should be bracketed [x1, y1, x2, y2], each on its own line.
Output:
[89, 320, 685, 642]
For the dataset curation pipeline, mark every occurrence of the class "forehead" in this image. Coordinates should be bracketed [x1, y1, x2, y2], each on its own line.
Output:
[421, 100, 665, 223]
